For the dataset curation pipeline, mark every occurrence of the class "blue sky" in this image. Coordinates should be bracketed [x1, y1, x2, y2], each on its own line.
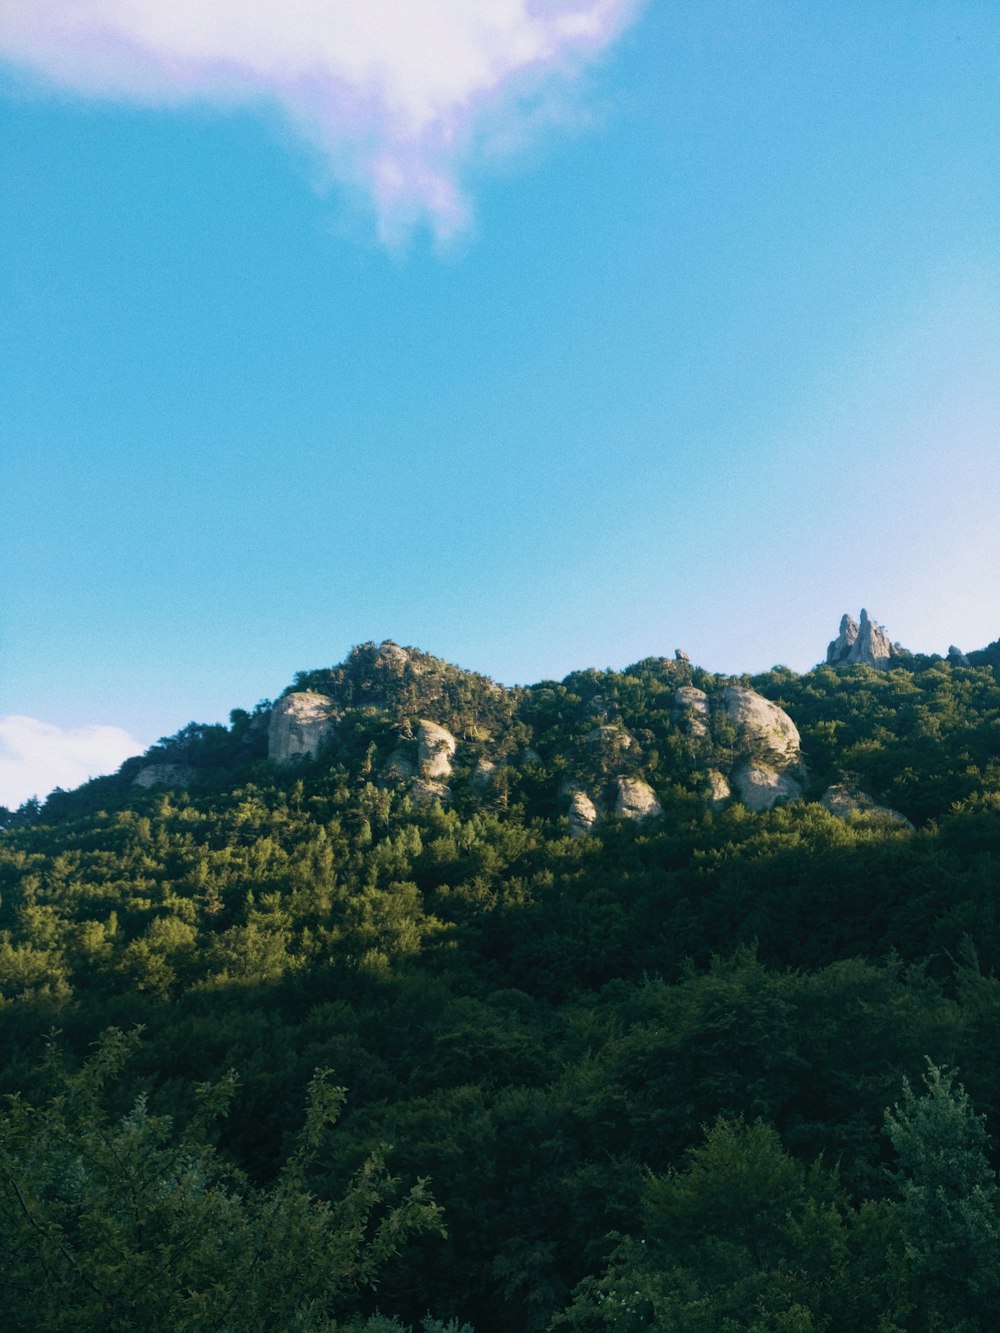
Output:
[2, 1, 1000, 805]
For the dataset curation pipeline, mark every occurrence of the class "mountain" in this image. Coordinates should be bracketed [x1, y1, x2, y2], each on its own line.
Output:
[2, 627, 1000, 1331]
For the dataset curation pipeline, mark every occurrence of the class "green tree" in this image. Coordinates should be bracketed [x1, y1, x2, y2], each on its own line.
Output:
[0, 1029, 445, 1332]
[884, 1061, 1000, 1330]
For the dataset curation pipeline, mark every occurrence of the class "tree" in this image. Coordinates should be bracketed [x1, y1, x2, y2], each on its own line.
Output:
[0, 1029, 445, 1332]
[884, 1061, 1000, 1329]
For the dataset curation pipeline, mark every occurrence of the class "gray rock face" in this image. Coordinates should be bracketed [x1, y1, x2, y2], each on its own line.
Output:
[948, 645, 970, 667]
[417, 720, 457, 779]
[732, 762, 803, 812]
[470, 757, 497, 791]
[268, 692, 339, 764]
[567, 790, 599, 838]
[826, 614, 860, 664]
[382, 749, 416, 783]
[820, 784, 914, 830]
[376, 640, 412, 670]
[674, 686, 709, 738]
[827, 610, 892, 668]
[408, 778, 451, 807]
[133, 763, 194, 789]
[705, 769, 731, 811]
[851, 609, 892, 666]
[717, 686, 801, 763]
[614, 777, 662, 822]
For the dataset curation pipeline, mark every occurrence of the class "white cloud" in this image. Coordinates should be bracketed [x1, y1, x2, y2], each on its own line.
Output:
[0, 715, 142, 809]
[0, 0, 643, 242]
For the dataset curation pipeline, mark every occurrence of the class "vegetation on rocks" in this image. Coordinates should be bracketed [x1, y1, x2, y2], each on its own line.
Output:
[2, 639, 1000, 1329]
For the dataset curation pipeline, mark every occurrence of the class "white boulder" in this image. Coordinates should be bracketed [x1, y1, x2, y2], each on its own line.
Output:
[268, 692, 339, 764]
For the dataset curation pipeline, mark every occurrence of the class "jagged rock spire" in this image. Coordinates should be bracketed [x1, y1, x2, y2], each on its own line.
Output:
[826, 609, 892, 668]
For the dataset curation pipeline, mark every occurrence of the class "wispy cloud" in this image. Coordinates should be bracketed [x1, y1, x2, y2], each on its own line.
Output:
[0, 1, 643, 242]
[0, 715, 141, 809]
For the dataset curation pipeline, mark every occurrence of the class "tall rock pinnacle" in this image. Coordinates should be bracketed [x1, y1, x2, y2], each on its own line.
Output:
[826, 609, 892, 668]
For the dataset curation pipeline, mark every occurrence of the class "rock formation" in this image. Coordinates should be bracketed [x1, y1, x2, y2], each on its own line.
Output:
[826, 610, 892, 668]
[947, 645, 970, 667]
[826, 614, 860, 664]
[716, 685, 801, 763]
[732, 762, 803, 812]
[470, 757, 497, 791]
[408, 778, 451, 807]
[382, 749, 416, 783]
[674, 686, 709, 738]
[613, 777, 662, 822]
[705, 769, 731, 811]
[820, 784, 914, 830]
[567, 790, 598, 838]
[417, 720, 457, 779]
[268, 692, 339, 764]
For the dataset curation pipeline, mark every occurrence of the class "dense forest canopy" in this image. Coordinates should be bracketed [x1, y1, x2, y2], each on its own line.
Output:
[2, 638, 1000, 1330]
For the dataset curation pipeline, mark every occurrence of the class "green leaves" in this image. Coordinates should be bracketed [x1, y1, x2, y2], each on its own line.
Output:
[0, 1031, 445, 1332]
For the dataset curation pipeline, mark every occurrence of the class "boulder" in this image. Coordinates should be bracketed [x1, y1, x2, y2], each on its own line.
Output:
[614, 777, 662, 822]
[417, 720, 457, 779]
[268, 692, 339, 764]
[674, 686, 709, 738]
[567, 790, 598, 838]
[947, 645, 970, 667]
[716, 686, 801, 763]
[820, 784, 914, 830]
[382, 748, 416, 783]
[732, 761, 803, 812]
[705, 769, 731, 812]
[470, 757, 498, 791]
[408, 778, 451, 807]
[133, 763, 194, 789]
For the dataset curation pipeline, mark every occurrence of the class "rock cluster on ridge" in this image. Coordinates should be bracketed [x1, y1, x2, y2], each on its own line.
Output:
[826, 610, 893, 668]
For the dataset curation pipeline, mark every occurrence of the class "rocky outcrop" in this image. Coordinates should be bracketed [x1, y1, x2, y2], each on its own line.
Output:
[567, 790, 598, 838]
[947, 645, 970, 667]
[417, 721, 457, 779]
[268, 692, 339, 764]
[408, 778, 451, 807]
[827, 610, 892, 668]
[614, 777, 662, 822]
[674, 686, 709, 738]
[705, 769, 731, 812]
[471, 757, 497, 791]
[820, 784, 914, 830]
[732, 762, 803, 812]
[133, 763, 194, 789]
[826, 614, 860, 664]
[716, 686, 801, 763]
[382, 748, 416, 783]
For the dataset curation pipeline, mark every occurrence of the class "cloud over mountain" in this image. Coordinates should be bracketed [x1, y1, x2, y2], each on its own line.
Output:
[0, 0, 642, 241]
[0, 715, 141, 809]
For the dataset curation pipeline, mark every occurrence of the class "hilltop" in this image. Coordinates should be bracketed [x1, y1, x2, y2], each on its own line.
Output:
[1, 617, 1000, 1331]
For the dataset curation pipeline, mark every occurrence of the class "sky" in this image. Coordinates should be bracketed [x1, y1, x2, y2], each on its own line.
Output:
[2, 1, 1000, 807]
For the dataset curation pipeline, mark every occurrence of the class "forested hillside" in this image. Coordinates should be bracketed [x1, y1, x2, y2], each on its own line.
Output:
[2, 640, 1000, 1331]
